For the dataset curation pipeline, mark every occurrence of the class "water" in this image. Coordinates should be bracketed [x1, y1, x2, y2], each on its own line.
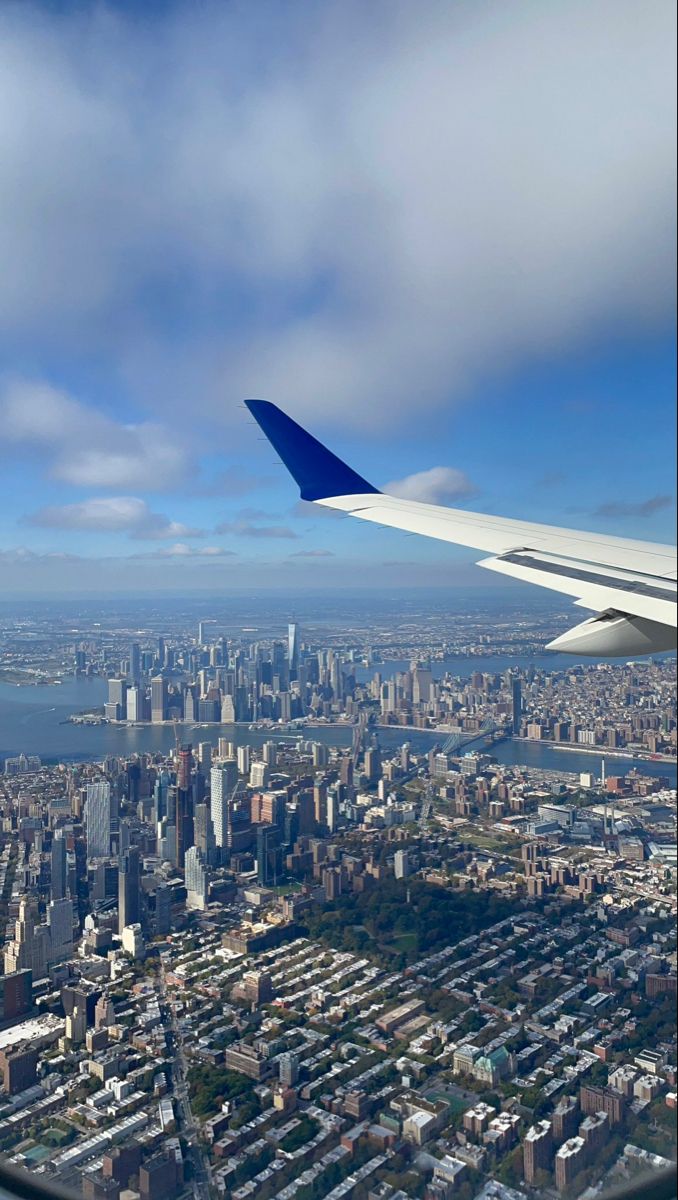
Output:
[0, 676, 674, 782]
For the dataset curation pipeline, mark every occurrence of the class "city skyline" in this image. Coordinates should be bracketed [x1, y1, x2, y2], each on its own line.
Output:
[0, 1, 676, 593]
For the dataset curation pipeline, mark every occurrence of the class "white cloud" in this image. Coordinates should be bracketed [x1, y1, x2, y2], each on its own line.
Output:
[0, 546, 84, 564]
[0, 1, 674, 431]
[25, 496, 203, 539]
[1, 378, 189, 489]
[385, 466, 476, 505]
[215, 519, 298, 539]
[133, 543, 235, 558]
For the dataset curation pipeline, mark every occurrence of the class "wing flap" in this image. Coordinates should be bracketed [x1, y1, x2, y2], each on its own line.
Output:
[477, 552, 676, 627]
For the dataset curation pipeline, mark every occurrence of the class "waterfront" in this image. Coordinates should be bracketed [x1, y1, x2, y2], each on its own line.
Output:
[0, 675, 675, 781]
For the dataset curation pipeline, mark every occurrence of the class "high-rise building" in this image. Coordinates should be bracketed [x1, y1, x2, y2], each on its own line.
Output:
[175, 745, 194, 868]
[177, 744, 193, 791]
[4, 897, 50, 979]
[157, 820, 177, 865]
[555, 1137, 586, 1192]
[211, 762, 238, 849]
[129, 642, 141, 684]
[185, 846, 208, 910]
[256, 824, 282, 886]
[154, 884, 172, 936]
[127, 686, 146, 722]
[176, 789, 194, 870]
[412, 668, 433, 705]
[279, 1052, 300, 1086]
[250, 760, 269, 789]
[47, 897, 74, 963]
[312, 742, 329, 769]
[0, 970, 32, 1024]
[511, 677, 522, 735]
[151, 675, 167, 724]
[194, 802, 216, 864]
[579, 1085, 625, 1125]
[314, 782, 327, 829]
[523, 1120, 553, 1184]
[288, 622, 300, 680]
[118, 846, 140, 934]
[259, 791, 286, 830]
[326, 789, 339, 834]
[339, 757, 354, 788]
[51, 830, 67, 901]
[394, 849, 410, 880]
[86, 781, 112, 858]
[107, 678, 127, 720]
[364, 747, 382, 783]
[552, 1096, 580, 1142]
[0, 1044, 39, 1095]
[198, 741, 212, 772]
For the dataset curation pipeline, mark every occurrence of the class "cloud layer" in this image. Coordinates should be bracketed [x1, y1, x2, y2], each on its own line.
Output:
[1, 379, 189, 490]
[0, 0, 675, 432]
[25, 496, 203, 540]
[593, 494, 673, 519]
[385, 466, 476, 505]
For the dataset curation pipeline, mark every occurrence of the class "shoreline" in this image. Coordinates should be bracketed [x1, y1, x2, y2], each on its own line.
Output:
[66, 716, 676, 768]
[512, 737, 676, 766]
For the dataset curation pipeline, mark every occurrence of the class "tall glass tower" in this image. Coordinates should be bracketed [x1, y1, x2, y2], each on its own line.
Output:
[288, 622, 300, 681]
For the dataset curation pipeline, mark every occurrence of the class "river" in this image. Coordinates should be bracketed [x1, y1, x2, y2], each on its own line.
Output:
[0, 672, 674, 782]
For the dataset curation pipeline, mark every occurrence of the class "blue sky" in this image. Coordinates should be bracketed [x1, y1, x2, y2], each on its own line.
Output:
[0, 0, 675, 594]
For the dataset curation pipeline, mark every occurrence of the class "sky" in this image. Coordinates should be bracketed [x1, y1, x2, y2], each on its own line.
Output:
[0, 0, 676, 595]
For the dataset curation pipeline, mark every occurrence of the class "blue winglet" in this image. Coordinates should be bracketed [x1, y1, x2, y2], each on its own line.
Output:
[245, 399, 379, 502]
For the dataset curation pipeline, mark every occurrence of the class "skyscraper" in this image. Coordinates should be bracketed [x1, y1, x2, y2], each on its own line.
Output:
[177, 744, 193, 791]
[107, 678, 127, 720]
[185, 846, 208, 910]
[326, 789, 339, 834]
[46, 898, 74, 963]
[129, 642, 141, 684]
[257, 824, 282, 886]
[194, 803, 216, 865]
[511, 677, 522, 735]
[524, 1121, 553, 1184]
[176, 746, 194, 869]
[198, 741, 212, 772]
[154, 884, 171, 936]
[211, 762, 238, 850]
[151, 675, 167, 724]
[126, 686, 141, 722]
[288, 622, 300, 681]
[118, 846, 140, 934]
[4, 897, 50, 979]
[51, 831, 67, 901]
[394, 849, 410, 879]
[86, 782, 112, 858]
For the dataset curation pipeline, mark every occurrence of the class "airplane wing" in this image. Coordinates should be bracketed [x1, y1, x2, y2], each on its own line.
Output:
[245, 399, 677, 655]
